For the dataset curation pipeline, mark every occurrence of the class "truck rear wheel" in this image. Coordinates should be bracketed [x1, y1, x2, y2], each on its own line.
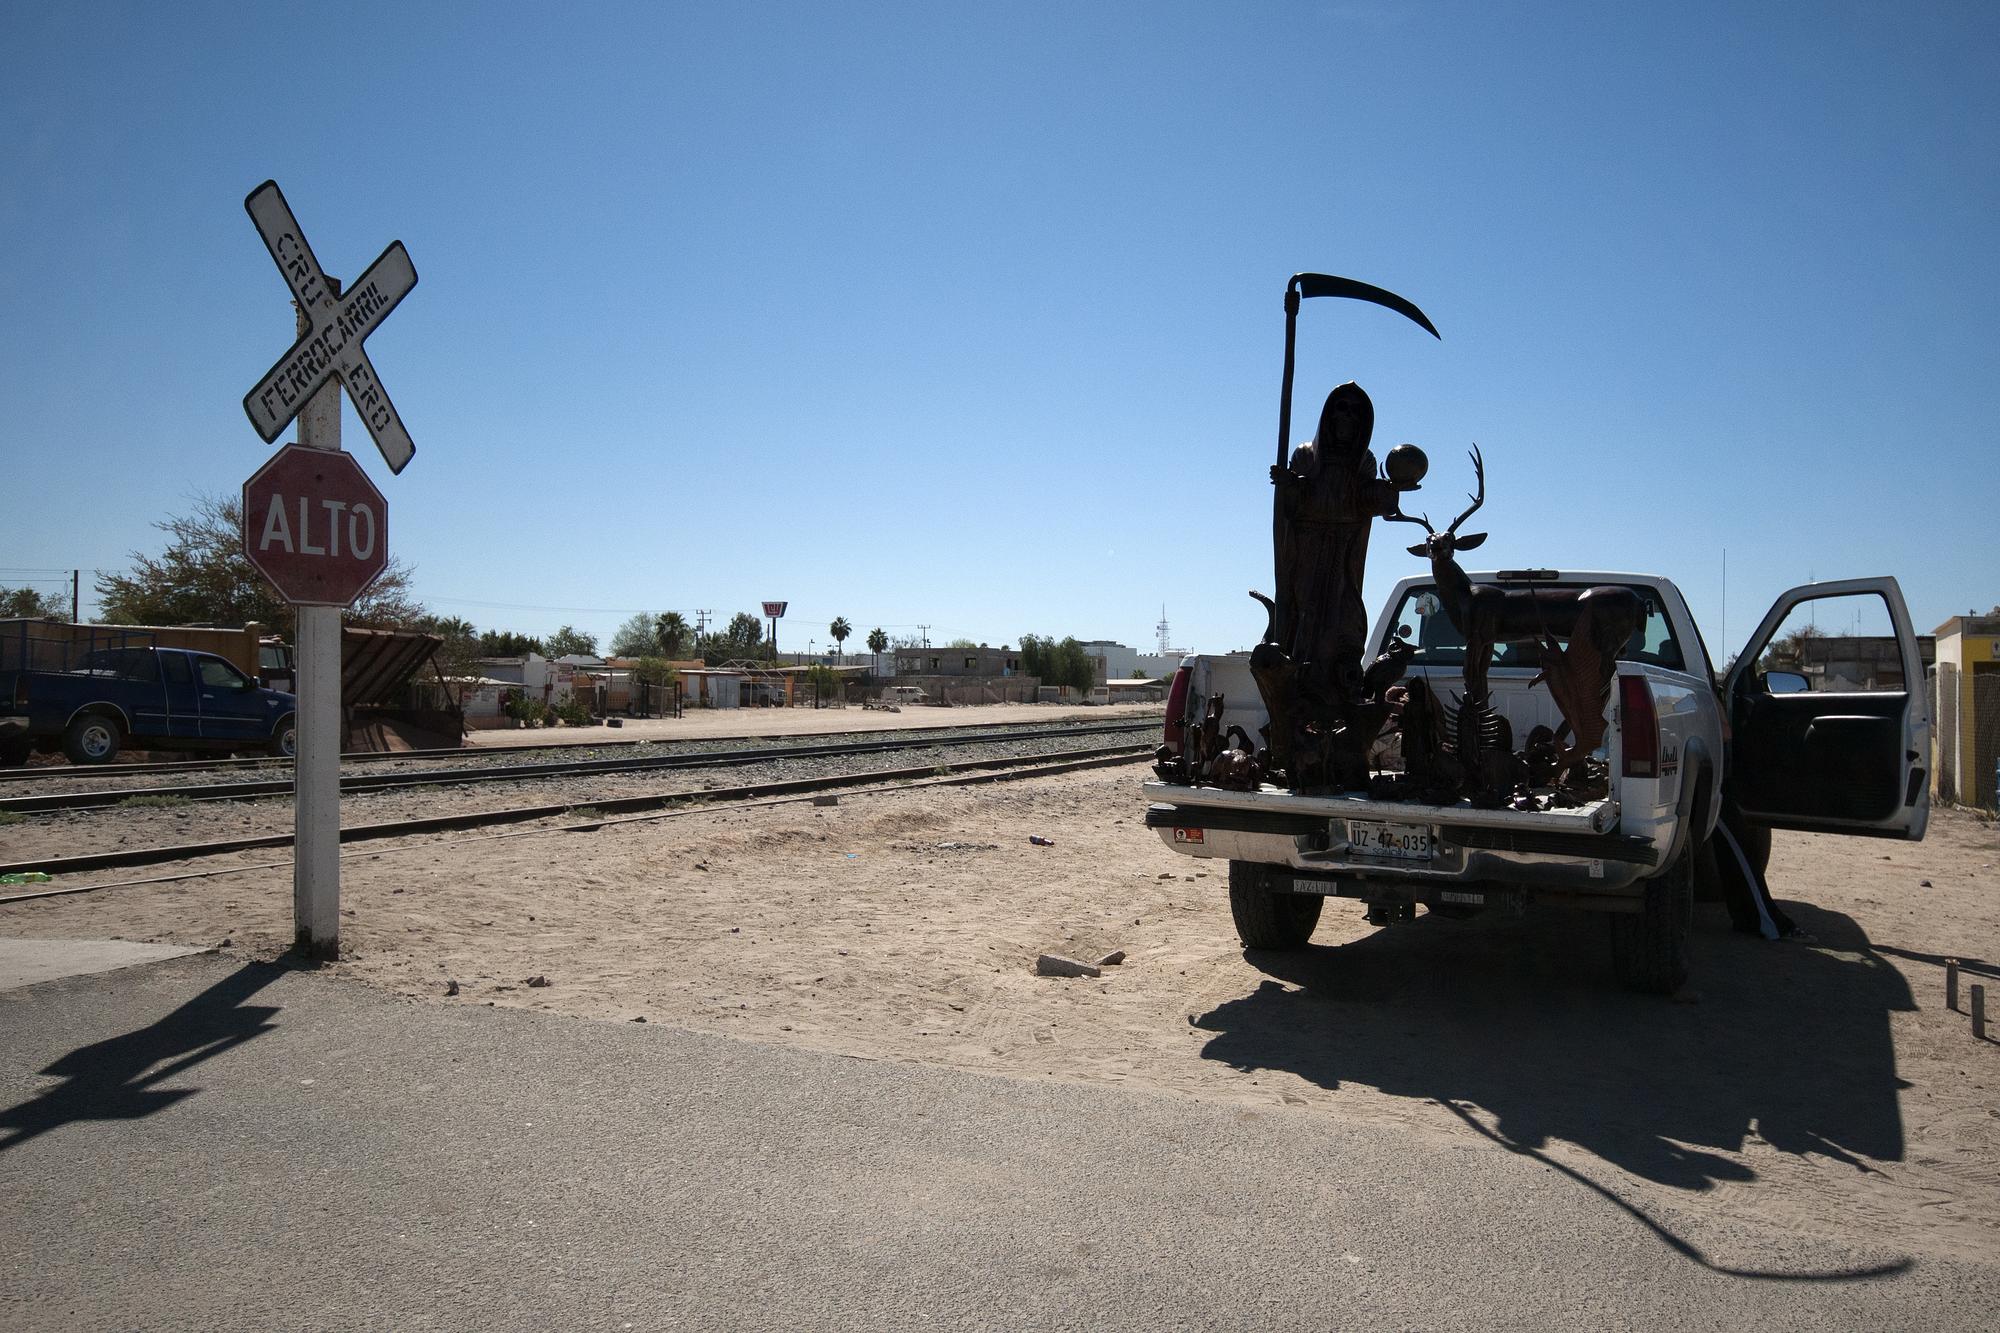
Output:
[62, 713, 123, 765]
[1611, 842, 1693, 994]
[1228, 861, 1321, 950]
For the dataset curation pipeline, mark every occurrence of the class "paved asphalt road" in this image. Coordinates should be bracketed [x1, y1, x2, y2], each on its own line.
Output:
[1, 953, 1990, 1330]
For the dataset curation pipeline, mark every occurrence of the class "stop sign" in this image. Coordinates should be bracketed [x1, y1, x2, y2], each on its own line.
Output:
[242, 444, 389, 607]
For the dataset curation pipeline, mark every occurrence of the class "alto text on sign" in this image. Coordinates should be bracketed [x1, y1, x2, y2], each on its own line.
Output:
[242, 445, 390, 607]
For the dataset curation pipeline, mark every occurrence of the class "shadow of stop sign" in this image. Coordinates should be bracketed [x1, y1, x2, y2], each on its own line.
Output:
[242, 444, 389, 607]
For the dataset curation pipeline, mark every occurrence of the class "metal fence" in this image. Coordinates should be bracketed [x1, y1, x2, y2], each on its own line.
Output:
[1974, 669, 2000, 810]
[0, 621, 157, 675]
[1935, 663, 1957, 803]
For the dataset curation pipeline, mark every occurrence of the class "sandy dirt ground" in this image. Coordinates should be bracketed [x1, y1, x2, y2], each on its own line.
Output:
[2, 760, 1994, 1272]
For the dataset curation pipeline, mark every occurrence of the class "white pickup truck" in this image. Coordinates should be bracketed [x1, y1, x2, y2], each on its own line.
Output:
[1143, 570, 1931, 992]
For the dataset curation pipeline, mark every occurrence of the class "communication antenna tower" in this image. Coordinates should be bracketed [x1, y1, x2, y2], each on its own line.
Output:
[1156, 604, 1171, 655]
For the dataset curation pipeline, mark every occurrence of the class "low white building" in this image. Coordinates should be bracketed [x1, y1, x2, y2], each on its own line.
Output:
[1080, 640, 1186, 682]
[476, 652, 575, 706]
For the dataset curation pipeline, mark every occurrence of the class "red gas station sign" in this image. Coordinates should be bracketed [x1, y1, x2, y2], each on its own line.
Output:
[242, 444, 389, 607]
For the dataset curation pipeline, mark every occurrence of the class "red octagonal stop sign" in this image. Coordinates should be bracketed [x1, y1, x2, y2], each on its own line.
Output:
[242, 445, 389, 607]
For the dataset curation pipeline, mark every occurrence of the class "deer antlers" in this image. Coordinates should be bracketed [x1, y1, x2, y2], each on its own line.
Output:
[1449, 445, 1485, 536]
[1386, 445, 1484, 543]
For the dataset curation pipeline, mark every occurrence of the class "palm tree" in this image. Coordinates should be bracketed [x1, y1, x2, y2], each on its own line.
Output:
[867, 626, 888, 655]
[829, 616, 852, 662]
[655, 611, 691, 658]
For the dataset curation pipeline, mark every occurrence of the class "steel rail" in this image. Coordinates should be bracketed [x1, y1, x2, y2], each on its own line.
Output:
[0, 710, 1163, 783]
[0, 747, 1150, 906]
[0, 720, 1160, 814]
[0, 742, 1153, 880]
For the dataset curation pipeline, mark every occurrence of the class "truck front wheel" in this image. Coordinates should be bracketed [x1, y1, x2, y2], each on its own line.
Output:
[62, 713, 123, 765]
[1228, 861, 1321, 950]
[1610, 843, 1693, 994]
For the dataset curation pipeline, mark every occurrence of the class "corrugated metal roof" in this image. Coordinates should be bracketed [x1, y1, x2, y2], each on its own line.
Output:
[343, 627, 443, 706]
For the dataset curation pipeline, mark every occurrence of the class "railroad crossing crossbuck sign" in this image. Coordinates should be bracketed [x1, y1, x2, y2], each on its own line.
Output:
[242, 444, 390, 607]
[241, 180, 420, 473]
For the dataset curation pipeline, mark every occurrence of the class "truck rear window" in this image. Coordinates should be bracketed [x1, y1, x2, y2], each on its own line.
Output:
[1381, 583, 1685, 673]
[75, 648, 159, 682]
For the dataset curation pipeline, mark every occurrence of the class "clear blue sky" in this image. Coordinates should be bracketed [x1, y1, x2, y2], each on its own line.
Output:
[4, 2, 1994, 659]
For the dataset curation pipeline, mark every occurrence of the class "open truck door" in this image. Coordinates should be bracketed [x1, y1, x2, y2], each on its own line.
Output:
[1723, 577, 1929, 840]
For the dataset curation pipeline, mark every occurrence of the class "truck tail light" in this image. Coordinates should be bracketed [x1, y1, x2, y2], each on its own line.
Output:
[1620, 674, 1658, 778]
[1162, 667, 1191, 754]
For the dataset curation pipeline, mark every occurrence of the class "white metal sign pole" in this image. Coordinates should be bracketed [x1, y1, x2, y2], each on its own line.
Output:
[293, 288, 343, 961]
[243, 182, 422, 959]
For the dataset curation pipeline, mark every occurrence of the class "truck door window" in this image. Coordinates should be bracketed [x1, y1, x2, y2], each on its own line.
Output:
[160, 653, 192, 686]
[196, 657, 250, 690]
[1740, 593, 1907, 694]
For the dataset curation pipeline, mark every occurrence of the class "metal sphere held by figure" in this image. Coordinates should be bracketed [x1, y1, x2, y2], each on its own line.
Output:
[1385, 442, 1428, 490]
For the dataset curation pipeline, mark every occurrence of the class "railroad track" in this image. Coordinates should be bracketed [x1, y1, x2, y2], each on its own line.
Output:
[0, 713, 1162, 784]
[0, 719, 1159, 815]
[0, 742, 1154, 891]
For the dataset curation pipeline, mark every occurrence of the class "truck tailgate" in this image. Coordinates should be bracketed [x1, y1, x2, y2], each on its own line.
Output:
[1142, 780, 1618, 834]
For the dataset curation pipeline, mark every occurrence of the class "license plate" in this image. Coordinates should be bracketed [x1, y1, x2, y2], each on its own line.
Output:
[1347, 820, 1434, 862]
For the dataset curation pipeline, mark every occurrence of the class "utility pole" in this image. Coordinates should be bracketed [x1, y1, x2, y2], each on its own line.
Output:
[71, 570, 79, 623]
[917, 624, 931, 648]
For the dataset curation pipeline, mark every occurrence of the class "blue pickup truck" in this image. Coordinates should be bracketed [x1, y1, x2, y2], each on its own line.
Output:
[1, 625, 297, 766]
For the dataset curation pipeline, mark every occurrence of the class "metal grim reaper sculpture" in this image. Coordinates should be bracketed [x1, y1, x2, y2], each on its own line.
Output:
[1247, 274, 1438, 793]
[1226, 272, 1640, 806]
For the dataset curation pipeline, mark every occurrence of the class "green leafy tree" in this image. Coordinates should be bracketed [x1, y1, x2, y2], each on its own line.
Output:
[944, 637, 978, 649]
[1761, 622, 1826, 672]
[1, 587, 68, 620]
[632, 655, 679, 713]
[545, 625, 598, 658]
[804, 662, 840, 705]
[829, 616, 852, 660]
[610, 611, 658, 658]
[632, 655, 677, 685]
[866, 626, 888, 655]
[655, 611, 692, 657]
[95, 493, 424, 635]
[413, 614, 480, 699]
[476, 629, 544, 657]
[1018, 633, 1097, 694]
[702, 611, 765, 665]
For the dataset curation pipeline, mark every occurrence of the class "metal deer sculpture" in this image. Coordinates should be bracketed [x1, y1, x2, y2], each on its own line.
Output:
[1388, 447, 1642, 791]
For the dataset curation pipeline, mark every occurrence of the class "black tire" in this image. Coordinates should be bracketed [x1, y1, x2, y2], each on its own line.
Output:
[1227, 861, 1321, 950]
[1611, 842, 1694, 994]
[269, 714, 297, 759]
[62, 713, 123, 765]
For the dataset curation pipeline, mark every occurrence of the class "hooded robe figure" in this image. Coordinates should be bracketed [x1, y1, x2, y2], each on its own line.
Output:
[1271, 383, 1404, 703]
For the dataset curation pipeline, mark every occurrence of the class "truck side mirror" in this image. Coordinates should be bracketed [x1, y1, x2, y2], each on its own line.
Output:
[1759, 670, 1810, 695]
